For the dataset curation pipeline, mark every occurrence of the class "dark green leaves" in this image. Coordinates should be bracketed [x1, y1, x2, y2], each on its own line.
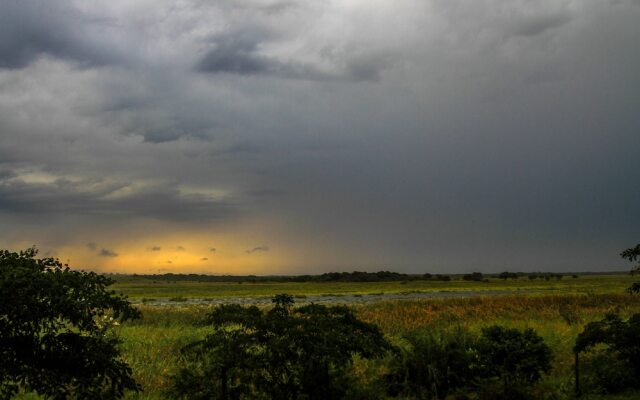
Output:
[621, 243, 640, 294]
[172, 294, 390, 400]
[0, 248, 140, 399]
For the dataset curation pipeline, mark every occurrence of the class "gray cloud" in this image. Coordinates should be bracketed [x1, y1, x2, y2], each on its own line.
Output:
[198, 34, 271, 76]
[99, 248, 118, 257]
[209, 247, 217, 252]
[510, 12, 572, 37]
[86, 242, 97, 251]
[0, 174, 236, 223]
[196, 34, 334, 81]
[0, 0, 639, 273]
[246, 246, 269, 254]
[148, 246, 162, 251]
[0, 1, 120, 69]
[197, 32, 390, 82]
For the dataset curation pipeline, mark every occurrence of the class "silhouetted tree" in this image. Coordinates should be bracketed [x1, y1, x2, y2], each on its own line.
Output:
[498, 272, 518, 280]
[477, 326, 552, 398]
[621, 243, 640, 294]
[172, 294, 390, 400]
[463, 272, 484, 282]
[0, 248, 140, 399]
[574, 313, 640, 394]
[385, 327, 479, 399]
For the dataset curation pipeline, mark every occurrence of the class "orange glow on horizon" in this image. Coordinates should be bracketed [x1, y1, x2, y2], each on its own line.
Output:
[25, 231, 291, 275]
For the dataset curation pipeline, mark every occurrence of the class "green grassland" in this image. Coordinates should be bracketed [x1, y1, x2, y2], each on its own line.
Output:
[106, 273, 640, 399]
[112, 273, 636, 300]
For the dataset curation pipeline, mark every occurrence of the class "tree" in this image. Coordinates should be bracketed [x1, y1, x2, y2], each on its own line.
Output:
[463, 272, 484, 282]
[0, 248, 141, 399]
[172, 294, 391, 400]
[574, 313, 640, 393]
[498, 271, 518, 280]
[476, 326, 552, 398]
[384, 327, 479, 399]
[621, 243, 640, 294]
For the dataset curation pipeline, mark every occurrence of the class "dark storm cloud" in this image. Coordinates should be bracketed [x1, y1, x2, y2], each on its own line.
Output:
[197, 33, 331, 81]
[99, 248, 118, 257]
[197, 33, 390, 82]
[246, 246, 269, 254]
[0, 174, 235, 222]
[197, 34, 271, 75]
[510, 12, 572, 37]
[0, 1, 120, 69]
[1, 0, 639, 273]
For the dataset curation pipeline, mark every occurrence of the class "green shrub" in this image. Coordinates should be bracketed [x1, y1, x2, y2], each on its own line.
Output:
[384, 327, 479, 399]
[0, 248, 140, 399]
[574, 313, 640, 394]
[171, 294, 391, 400]
[476, 325, 552, 399]
[621, 243, 640, 294]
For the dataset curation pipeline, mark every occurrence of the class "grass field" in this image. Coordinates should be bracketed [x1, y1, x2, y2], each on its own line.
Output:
[112, 273, 636, 299]
[105, 273, 640, 399]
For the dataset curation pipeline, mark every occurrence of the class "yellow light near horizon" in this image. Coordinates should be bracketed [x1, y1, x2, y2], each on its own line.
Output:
[54, 234, 290, 275]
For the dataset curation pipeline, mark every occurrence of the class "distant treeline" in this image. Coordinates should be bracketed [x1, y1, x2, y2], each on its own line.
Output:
[125, 271, 455, 283]
[120, 270, 579, 283]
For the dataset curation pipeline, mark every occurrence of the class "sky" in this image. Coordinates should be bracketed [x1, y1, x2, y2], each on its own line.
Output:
[0, 0, 639, 275]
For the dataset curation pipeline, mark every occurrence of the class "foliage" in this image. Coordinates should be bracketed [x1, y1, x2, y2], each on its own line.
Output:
[498, 271, 519, 280]
[621, 243, 640, 294]
[128, 270, 440, 283]
[528, 272, 563, 281]
[119, 292, 640, 399]
[476, 326, 552, 398]
[463, 272, 484, 282]
[171, 294, 391, 400]
[574, 313, 640, 393]
[422, 273, 451, 281]
[384, 327, 479, 399]
[0, 248, 141, 400]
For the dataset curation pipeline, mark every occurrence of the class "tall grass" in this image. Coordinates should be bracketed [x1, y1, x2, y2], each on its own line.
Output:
[115, 293, 640, 399]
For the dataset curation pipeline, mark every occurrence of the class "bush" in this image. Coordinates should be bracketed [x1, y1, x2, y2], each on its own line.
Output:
[171, 294, 391, 400]
[463, 272, 484, 282]
[574, 313, 640, 393]
[621, 243, 640, 294]
[384, 327, 479, 399]
[0, 248, 140, 399]
[498, 272, 518, 280]
[476, 326, 552, 399]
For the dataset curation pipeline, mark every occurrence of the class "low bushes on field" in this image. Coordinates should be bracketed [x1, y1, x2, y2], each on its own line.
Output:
[385, 324, 552, 400]
[476, 326, 552, 399]
[384, 327, 479, 399]
[574, 313, 640, 395]
[170, 294, 391, 400]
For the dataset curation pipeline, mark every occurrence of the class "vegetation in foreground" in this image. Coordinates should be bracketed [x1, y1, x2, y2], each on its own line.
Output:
[3, 245, 640, 399]
[118, 293, 640, 400]
[0, 248, 140, 399]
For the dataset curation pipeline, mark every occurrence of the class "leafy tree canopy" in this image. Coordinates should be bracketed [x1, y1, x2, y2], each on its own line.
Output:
[477, 325, 552, 392]
[574, 313, 640, 393]
[621, 243, 640, 294]
[0, 248, 140, 400]
[172, 294, 391, 400]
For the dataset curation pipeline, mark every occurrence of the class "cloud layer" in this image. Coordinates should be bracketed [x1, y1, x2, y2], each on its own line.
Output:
[0, 0, 639, 273]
